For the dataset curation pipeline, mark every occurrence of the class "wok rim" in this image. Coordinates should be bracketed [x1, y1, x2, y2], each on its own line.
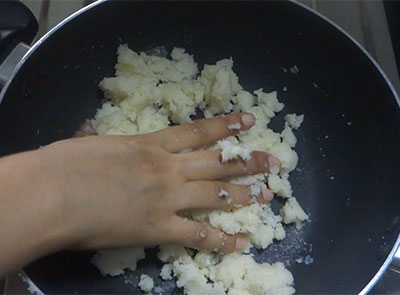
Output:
[0, 0, 398, 294]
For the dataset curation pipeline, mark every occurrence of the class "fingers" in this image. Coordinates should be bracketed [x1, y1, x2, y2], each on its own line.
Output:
[176, 181, 273, 211]
[156, 113, 255, 153]
[179, 150, 279, 180]
[169, 216, 248, 253]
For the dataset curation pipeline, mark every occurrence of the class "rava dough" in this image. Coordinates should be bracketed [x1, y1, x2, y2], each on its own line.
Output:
[91, 45, 308, 295]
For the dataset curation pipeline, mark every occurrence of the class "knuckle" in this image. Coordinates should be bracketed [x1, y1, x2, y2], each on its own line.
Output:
[146, 210, 164, 226]
[162, 154, 180, 174]
[143, 158, 160, 173]
[160, 129, 180, 150]
[251, 152, 268, 171]
[132, 134, 155, 146]
[126, 138, 147, 152]
[190, 122, 208, 141]
[164, 188, 180, 204]
[188, 182, 202, 194]
[210, 183, 222, 198]
[165, 219, 183, 244]
[136, 151, 175, 176]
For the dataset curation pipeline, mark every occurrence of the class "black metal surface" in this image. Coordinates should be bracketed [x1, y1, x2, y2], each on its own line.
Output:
[383, 0, 400, 75]
[0, 0, 38, 65]
[0, 1, 399, 294]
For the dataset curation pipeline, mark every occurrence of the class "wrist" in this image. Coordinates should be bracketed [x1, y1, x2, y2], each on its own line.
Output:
[27, 149, 78, 252]
[0, 150, 74, 267]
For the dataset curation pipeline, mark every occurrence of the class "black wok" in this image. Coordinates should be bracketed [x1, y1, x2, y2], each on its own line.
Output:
[0, 1, 399, 294]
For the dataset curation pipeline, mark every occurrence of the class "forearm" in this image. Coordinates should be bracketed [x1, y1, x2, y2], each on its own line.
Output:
[0, 151, 70, 278]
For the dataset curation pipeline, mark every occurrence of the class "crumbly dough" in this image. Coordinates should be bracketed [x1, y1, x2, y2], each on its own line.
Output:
[217, 139, 251, 162]
[91, 246, 145, 276]
[158, 246, 295, 295]
[91, 45, 308, 295]
[138, 274, 154, 293]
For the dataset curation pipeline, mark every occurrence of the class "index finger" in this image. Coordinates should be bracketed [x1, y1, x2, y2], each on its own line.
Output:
[157, 113, 255, 153]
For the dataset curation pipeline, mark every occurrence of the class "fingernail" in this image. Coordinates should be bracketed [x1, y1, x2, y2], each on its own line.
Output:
[235, 237, 248, 251]
[241, 113, 255, 127]
[262, 185, 274, 202]
[268, 155, 280, 169]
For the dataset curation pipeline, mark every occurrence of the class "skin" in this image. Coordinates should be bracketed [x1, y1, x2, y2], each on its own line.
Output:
[0, 112, 279, 278]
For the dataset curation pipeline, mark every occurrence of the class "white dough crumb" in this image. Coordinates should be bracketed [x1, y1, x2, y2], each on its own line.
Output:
[280, 198, 308, 229]
[281, 123, 297, 148]
[227, 122, 241, 130]
[304, 255, 314, 265]
[218, 139, 251, 162]
[91, 247, 145, 276]
[295, 255, 313, 265]
[139, 274, 154, 293]
[91, 45, 308, 295]
[249, 183, 265, 198]
[219, 188, 229, 197]
[295, 257, 304, 264]
[284, 114, 304, 130]
[160, 263, 173, 280]
[290, 65, 299, 74]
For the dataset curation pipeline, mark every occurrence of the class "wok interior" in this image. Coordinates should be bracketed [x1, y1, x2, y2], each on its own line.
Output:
[0, 2, 399, 294]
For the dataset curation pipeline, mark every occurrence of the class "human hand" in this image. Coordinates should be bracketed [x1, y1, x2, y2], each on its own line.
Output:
[37, 113, 279, 254]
